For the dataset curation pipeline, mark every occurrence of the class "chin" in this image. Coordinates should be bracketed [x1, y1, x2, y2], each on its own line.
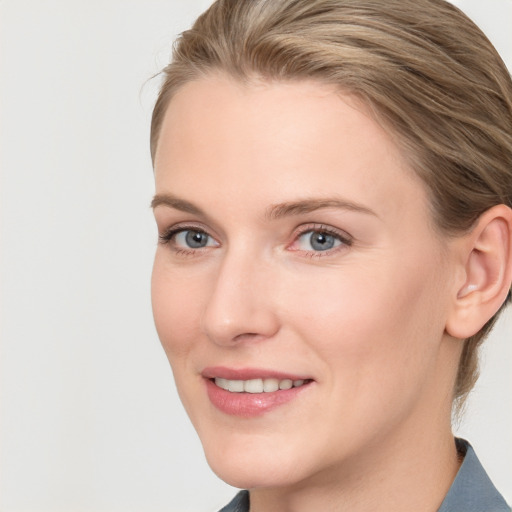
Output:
[207, 455, 300, 490]
[209, 463, 273, 489]
[201, 433, 316, 490]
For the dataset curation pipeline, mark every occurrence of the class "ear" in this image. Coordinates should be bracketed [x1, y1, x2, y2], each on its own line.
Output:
[446, 204, 512, 339]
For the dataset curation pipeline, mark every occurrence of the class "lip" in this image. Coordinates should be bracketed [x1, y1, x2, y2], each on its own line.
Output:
[202, 366, 314, 418]
[201, 366, 310, 381]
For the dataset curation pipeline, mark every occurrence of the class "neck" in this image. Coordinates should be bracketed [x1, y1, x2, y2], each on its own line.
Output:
[249, 335, 464, 512]
[249, 418, 460, 512]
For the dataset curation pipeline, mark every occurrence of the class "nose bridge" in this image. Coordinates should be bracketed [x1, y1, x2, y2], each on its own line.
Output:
[201, 243, 279, 345]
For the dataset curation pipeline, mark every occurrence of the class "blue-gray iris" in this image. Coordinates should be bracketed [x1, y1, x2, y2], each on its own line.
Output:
[310, 232, 335, 251]
[186, 230, 209, 248]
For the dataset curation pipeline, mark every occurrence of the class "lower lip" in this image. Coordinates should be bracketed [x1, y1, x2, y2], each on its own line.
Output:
[205, 379, 312, 418]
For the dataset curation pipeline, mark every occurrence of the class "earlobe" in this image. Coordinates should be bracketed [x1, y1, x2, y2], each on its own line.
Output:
[446, 204, 512, 339]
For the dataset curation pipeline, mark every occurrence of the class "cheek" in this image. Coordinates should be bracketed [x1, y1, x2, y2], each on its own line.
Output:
[151, 255, 205, 361]
[282, 259, 451, 451]
[284, 254, 449, 381]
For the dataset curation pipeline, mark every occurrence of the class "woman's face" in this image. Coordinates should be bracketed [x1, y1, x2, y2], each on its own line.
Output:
[151, 75, 461, 489]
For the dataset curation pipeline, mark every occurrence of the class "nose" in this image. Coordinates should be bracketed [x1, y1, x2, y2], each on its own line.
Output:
[200, 250, 280, 346]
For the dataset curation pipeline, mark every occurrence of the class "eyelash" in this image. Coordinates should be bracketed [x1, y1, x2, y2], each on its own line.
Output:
[158, 224, 214, 256]
[290, 224, 353, 258]
[158, 223, 353, 258]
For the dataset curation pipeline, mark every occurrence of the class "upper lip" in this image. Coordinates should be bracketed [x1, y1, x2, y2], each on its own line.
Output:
[201, 366, 312, 381]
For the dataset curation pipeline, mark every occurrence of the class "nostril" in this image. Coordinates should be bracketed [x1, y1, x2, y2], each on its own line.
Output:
[233, 332, 266, 343]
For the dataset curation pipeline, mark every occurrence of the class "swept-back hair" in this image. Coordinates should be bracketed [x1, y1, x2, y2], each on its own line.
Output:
[151, 0, 512, 409]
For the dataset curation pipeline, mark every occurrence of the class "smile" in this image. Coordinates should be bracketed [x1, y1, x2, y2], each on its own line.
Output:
[214, 377, 308, 393]
[203, 368, 314, 417]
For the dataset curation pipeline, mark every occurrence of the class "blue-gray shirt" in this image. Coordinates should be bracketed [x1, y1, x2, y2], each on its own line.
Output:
[218, 439, 510, 512]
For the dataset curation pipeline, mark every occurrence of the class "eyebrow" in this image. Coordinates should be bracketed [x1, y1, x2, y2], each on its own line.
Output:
[151, 194, 205, 216]
[151, 193, 378, 219]
[265, 198, 378, 220]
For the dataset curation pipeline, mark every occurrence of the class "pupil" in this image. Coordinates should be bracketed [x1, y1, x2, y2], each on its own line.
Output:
[186, 230, 207, 248]
[310, 232, 334, 251]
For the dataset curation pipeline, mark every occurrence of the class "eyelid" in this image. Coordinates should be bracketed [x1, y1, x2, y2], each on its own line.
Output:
[158, 221, 352, 258]
[158, 223, 219, 249]
[288, 223, 353, 254]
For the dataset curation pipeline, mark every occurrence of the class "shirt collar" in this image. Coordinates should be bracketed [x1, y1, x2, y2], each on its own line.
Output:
[219, 439, 510, 512]
[438, 438, 510, 512]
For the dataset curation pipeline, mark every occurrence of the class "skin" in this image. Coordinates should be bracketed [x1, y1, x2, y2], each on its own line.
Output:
[151, 75, 466, 512]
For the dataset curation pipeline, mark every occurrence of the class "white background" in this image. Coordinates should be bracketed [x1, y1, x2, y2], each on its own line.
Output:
[0, 1, 510, 511]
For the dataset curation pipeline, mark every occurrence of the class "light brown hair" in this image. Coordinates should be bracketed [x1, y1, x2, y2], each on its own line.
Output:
[150, 0, 512, 409]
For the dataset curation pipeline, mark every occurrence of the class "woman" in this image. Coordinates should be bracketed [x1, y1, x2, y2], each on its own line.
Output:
[149, 0, 512, 510]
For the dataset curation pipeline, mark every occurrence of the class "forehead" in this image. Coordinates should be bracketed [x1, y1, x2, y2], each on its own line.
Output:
[154, 74, 430, 225]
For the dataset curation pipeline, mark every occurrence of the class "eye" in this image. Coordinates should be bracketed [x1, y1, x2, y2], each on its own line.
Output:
[175, 229, 214, 249]
[297, 231, 341, 251]
[289, 225, 352, 255]
[159, 227, 219, 251]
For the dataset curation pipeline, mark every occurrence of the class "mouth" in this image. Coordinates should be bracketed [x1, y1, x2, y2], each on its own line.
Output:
[213, 377, 311, 393]
[202, 367, 314, 417]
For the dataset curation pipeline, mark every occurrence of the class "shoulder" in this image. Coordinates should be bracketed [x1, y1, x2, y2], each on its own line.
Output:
[218, 490, 250, 512]
[217, 440, 510, 512]
[438, 439, 511, 512]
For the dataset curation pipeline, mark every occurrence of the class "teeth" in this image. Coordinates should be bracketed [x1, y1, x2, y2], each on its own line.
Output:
[214, 377, 308, 393]
[279, 379, 293, 390]
[228, 380, 244, 392]
[263, 378, 279, 392]
[244, 379, 263, 393]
